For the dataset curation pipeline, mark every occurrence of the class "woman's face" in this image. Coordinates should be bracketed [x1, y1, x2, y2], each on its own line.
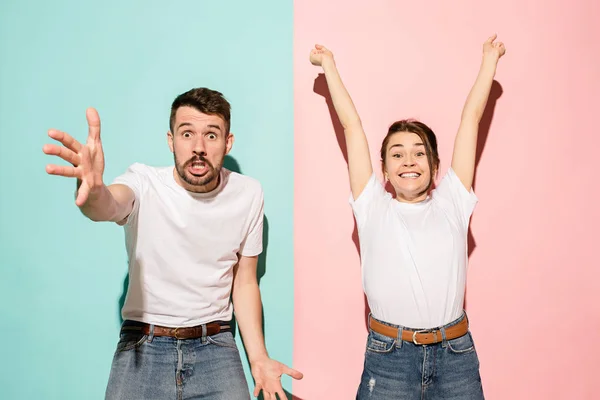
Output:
[383, 131, 433, 203]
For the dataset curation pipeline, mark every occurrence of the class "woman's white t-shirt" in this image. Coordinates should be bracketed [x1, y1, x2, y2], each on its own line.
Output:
[349, 168, 477, 329]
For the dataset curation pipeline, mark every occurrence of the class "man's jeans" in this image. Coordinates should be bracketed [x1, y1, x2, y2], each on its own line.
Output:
[105, 325, 250, 400]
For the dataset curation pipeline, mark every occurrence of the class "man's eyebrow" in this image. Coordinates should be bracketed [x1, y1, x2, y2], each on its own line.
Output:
[176, 122, 193, 130]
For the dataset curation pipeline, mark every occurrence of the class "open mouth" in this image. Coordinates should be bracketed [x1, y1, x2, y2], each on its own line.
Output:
[399, 172, 421, 179]
[188, 159, 209, 175]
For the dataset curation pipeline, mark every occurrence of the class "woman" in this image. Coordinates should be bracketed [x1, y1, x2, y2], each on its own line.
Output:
[309, 35, 505, 399]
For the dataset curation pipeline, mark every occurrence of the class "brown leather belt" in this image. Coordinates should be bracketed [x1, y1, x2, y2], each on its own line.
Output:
[121, 320, 231, 340]
[369, 315, 468, 345]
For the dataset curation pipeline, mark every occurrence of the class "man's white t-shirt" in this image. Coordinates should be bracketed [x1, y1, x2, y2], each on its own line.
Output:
[112, 163, 263, 327]
[349, 168, 477, 329]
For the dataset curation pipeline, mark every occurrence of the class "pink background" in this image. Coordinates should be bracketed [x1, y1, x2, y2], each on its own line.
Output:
[294, 1, 600, 399]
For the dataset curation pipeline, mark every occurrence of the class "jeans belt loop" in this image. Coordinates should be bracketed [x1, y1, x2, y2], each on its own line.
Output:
[440, 326, 448, 348]
[397, 327, 404, 348]
[148, 324, 155, 342]
[201, 324, 208, 343]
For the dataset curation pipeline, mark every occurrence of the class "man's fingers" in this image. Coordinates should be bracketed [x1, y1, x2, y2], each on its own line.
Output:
[45, 164, 80, 178]
[253, 384, 262, 398]
[42, 144, 80, 166]
[48, 129, 82, 153]
[283, 367, 304, 380]
[276, 389, 288, 400]
[487, 33, 497, 43]
[86, 107, 101, 142]
[75, 181, 90, 207]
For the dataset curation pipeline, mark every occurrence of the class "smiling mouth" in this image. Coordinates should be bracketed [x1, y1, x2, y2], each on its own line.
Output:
[399, 172, 421, 178]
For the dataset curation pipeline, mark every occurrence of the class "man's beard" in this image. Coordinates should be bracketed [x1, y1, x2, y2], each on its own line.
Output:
[174, 153, 223, 190]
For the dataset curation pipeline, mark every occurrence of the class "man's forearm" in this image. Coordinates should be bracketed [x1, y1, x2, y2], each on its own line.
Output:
[77, 182, 121, 222]
[232, 282, 269, 363]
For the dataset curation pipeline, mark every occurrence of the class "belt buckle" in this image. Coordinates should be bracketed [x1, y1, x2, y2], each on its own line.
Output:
[412, 329, 429, 345]
[173, 327, 184, 339]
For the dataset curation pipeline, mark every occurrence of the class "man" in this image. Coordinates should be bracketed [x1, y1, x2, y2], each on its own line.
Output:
[43, 88, 302, 400]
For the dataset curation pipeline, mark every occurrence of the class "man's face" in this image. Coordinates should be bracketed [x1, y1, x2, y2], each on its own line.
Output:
[168, 106, 233, 193]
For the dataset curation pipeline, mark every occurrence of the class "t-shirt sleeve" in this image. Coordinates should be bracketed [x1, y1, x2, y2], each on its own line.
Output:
[239, 184, 264, 257]
[433, 167, 478, 229]
[110, 163, 146, 225]
[348, 173, 390, 229]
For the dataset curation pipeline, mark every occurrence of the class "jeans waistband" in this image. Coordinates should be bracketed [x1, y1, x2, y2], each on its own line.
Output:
[121, 319, 231, 340]
[369, 312, 469, 345]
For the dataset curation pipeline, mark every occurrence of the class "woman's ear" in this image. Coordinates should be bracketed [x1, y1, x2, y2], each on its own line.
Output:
[381, 161, 388, 181]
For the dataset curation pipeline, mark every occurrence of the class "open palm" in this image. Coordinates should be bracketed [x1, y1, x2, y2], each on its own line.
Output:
[251, 357, 303, 400]
[43, 108, 105, 206]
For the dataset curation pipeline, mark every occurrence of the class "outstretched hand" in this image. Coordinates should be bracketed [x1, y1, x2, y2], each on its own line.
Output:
[483, 34, 506, 61]
[43, 108, 105, 207]
[251, 357, 303, 399]
[309, 44, 334, 67]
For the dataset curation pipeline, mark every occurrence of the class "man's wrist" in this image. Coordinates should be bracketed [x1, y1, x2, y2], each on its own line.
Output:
[249, 352, 269, 365]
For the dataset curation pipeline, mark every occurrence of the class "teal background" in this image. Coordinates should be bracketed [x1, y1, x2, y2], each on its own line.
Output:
[0, 1, 294, 398]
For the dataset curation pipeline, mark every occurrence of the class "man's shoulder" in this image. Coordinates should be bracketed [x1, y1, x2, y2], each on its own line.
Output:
[223, 169, 263, 195]
[123, 163, 171, 178]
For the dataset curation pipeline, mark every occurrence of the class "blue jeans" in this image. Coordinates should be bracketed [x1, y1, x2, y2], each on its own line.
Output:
[105, 324, 251, 400]
[356, 313, 484, 399]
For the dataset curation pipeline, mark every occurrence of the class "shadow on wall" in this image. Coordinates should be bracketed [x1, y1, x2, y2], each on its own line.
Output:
[468, 80, 503, 258]
[259, 390, 306, 400]
[257, 390, 306, 400]
[118, 274, 128, 325]
[285, 391, 305, 400]
[313, 73, 503, 322]
[465, 80, 503, 310]
[313, 74, 368, 329]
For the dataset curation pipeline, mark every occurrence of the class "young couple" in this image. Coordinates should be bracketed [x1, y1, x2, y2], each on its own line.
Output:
[43, 34, 505, 399]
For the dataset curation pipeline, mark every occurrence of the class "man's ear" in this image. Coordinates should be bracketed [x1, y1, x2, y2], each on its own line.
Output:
[225, 133, 235, 155]
[167, 131, 174, 153]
